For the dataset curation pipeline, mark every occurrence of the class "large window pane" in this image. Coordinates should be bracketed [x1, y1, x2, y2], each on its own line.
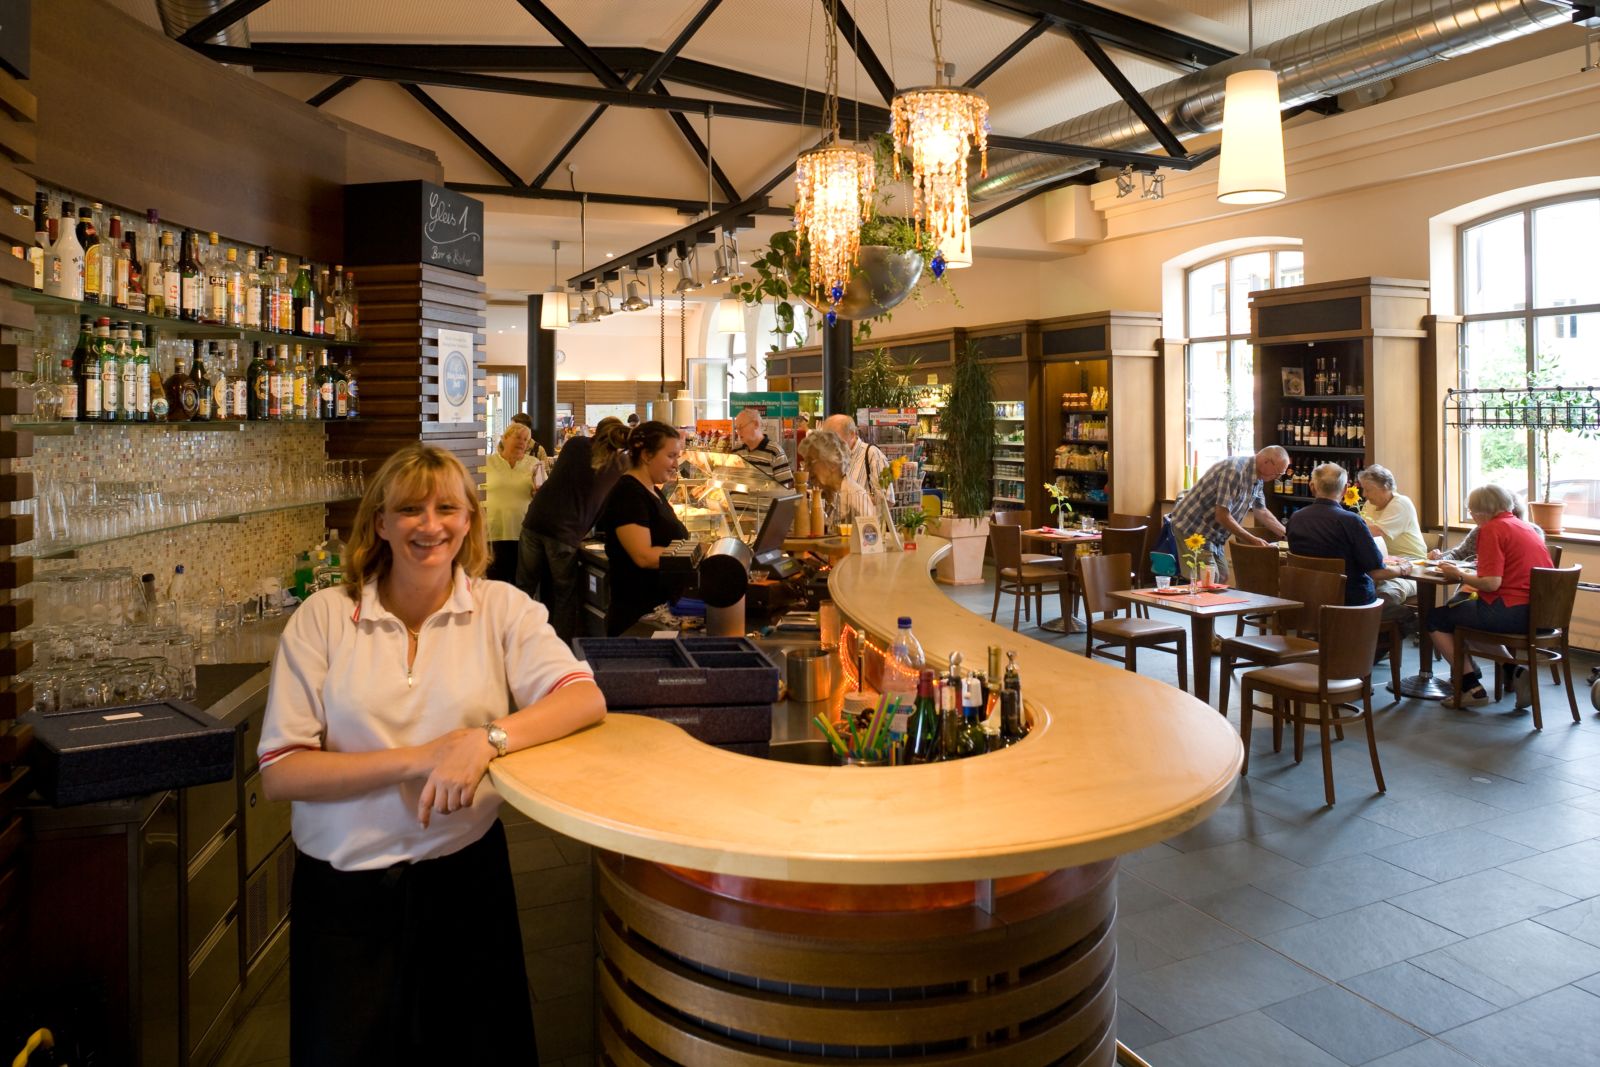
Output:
[1463, 427, 1528, 509]
[1187, 259, 1227, 338]
[1276, 250, 1304, 288]
[1187, 341, 1229, 470]
[1533, 200, 1600, 310]
[1542, 428, 1600, 529]
[1461, 317, 1528, 390]
[1460, 317, 1530, 515]
[1228, 339, 1255, 457]
[1228, 252, 1271, 336]
[1462, 213, 1526, 315]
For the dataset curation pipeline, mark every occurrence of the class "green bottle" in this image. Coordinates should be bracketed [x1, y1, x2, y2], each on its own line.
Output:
[905, 668, 939, 764]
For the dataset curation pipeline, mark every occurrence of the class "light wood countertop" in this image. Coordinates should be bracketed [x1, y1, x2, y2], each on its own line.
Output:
[490, 538, 1242, 885]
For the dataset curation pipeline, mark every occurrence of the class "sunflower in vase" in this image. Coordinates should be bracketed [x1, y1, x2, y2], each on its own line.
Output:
[1042, 482, 1075, 528]
[1181, 533, 1217, 588]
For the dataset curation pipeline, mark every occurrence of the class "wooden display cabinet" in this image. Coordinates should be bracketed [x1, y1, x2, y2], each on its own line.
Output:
[1250, 278, 1429, 522]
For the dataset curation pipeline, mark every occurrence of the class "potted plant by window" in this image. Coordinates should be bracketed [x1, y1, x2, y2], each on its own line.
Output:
[1518, 364, 1589, 535]
[934, 342, 994, 584]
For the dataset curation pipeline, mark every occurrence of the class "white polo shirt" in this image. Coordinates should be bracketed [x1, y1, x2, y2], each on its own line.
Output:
[259, 569, 594, 872]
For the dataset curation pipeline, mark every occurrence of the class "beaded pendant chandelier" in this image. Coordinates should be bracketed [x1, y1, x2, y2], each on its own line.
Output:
[890, 0, 988, 273]
[793, 0, 876, 325]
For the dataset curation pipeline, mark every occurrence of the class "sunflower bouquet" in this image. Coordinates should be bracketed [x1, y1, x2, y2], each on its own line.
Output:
[1181, 533, 1214, 584]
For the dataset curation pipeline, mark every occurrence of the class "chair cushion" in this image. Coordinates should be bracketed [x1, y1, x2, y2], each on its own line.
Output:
[1022, 552, 1059, 566]
[1222, 634, 1318, 663]
[1001, 563, 1067, 583]
[1095, 617, 1184, 641]
[1242, 661, 1366, 698]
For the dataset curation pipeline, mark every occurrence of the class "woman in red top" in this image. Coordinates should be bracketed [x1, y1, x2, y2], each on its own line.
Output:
[1427, 484, 1552, 707]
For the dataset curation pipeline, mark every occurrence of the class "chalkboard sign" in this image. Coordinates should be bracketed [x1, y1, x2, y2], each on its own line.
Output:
[344, 181, 485, 277]
[0, 0, 30, 80]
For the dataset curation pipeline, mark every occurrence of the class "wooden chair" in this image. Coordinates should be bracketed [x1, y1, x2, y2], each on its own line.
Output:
[1078, 552, 1188, 691]
[1219, 566, 1346, 720]
[1241, 601, 1386, 806]
[1230, 541, 1283, 636]
[1285, 551, 1403, 699]
[1548, 544, 1563, 568]
[989, 523, 1068, 632]
[1111, 512, 1159, 586]
[1099, 525, 1148, 616]
[990, 508, 1057, 566]
[1453, 566, 1582, 730]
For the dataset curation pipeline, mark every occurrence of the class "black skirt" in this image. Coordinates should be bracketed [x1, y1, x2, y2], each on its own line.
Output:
[289, 820, 538, 1066]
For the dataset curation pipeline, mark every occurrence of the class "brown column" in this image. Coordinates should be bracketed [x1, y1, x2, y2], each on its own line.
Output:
[0, 64, 34, 990]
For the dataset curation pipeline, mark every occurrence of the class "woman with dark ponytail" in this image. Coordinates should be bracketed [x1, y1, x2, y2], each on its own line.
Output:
[597, 420, 690, 635]
[516, 415, 630, 641]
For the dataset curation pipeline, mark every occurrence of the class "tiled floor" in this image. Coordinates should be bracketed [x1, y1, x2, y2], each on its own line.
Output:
[946, 576, 1600, 1066]
[219, 577, 1600, 1066]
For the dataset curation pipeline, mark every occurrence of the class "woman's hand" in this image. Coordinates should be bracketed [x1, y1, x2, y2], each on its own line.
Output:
[1436, 561, 1464, 581]
[415, 727, 497, 828]
[1428, 549, 1444, 560]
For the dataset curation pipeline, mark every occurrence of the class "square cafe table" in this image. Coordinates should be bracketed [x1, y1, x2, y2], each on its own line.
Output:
[1109, 587, 1303, 705]
[1020, 528, 1103, 633]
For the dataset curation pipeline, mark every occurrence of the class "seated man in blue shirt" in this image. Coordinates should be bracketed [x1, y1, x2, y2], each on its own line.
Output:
[1286, 463, 1414, 618]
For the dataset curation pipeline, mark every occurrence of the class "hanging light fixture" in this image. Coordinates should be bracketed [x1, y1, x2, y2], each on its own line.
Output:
[1217, 0, 1285, 204]
[567, 181, 600, 324]
[539, 240, 569, 330]
[793, 0, 876, 326]
[673, 244, 704, 293]
[620, 267, 652, 312]
[715, 297, 744, 334]
[592, 282, 614, 317]
[890, 0, 988, 276]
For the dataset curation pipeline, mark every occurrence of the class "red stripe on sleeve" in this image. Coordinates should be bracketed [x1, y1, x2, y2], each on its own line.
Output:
[259, 744, 318, 768]
[549, 671, 595, 694]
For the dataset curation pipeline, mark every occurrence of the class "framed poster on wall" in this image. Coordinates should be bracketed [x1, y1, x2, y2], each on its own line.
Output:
[436, 328, 475, 424]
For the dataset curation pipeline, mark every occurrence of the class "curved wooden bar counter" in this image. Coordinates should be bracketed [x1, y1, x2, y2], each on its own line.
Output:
[492, 539, 1242, 1065]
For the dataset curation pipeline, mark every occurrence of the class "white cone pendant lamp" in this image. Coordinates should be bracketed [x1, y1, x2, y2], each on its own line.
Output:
[1217, 0, 1285, 205]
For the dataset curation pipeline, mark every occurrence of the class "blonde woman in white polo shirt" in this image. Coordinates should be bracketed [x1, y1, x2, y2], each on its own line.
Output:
[258, 443, 605, 1066]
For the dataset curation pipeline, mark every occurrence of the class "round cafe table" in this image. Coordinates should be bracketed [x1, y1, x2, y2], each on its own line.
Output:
[1396, 563, 1472, 700]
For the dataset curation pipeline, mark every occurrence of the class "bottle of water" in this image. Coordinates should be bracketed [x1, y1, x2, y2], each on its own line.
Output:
[883, 616, 924, 735]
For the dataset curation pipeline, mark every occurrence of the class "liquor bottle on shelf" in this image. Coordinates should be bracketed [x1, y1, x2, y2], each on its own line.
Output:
[122, 224, 145, 313]
[1313, 357, 1327, 397]
[275, 257, 293, 333]
[191, 341, 212, 421]
[268, 345, 286, 420]
[77, 207, 105, 305]
[228, 343, 246, 419]
[179, 230, 202, 321]
[224, 247, 245, 326]
[342, 352, 359, 418]
[108, 216, 129, 308]
[329, 268, 348, 341]
[96, 319, 119, 422]
[72, 316, 97, 422]
[1328, 360, 1342, 395]
[243, 251, 263, 329]
[115, 324, 137, 422]
[317, 267, 334, 337]
[333, 352, 349, 418]
[292, 261, 314, 336]
[204, 232, 227, 325]
[291, 344, 309, 419]
[166, 347, 198, 422]
[343, 269, 359, 340]
[148, 335, 168, 422]
[246, 342, 268, 420]
[49, 201, 85, 300]
[314, 348, 334, 419]
[143, 211, 164, 316]
[131, 326, 150, 422]
[28, 193, 46, 291]
[210, 342, 229, 420]
[153, 231, 175, 319]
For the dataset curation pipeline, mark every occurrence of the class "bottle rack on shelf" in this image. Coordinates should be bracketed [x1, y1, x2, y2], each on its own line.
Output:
[992, 400, 1027, 510]
[1250, 277, 1429, 523]
[19, 290, 368, 348]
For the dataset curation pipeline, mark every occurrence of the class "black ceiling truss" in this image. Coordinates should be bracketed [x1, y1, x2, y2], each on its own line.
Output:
[824, 0, 897, 103]
[400, 83, 527, 190]
[970, 0, 1232, 71]
[200, 46, 1217, 173]
[177, 0, 276, 47]
[443, 182, 781, 217]
[306, 75, 358, 108]
[531, 95, 617, 190]
[1063, 26, 1186, 158]
[964, 15, 1051, 88]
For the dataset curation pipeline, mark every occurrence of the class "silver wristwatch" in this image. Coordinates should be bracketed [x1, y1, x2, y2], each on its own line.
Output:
[483, 722, 509, 758]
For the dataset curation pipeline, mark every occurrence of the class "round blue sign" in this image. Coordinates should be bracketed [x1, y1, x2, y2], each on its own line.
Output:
[443, 350, 471, 407]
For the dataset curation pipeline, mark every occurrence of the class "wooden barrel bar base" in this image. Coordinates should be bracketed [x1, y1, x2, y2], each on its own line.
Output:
[596, 852, 1120, 1065]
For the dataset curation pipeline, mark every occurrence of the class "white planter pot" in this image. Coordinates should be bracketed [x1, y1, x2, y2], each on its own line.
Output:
[935, 517, 992, 585]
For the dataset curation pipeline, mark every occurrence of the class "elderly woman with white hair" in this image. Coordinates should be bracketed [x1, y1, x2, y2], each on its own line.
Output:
[484, 421, 537, 582]
[798, 429, 875, 527]
[1356, 464, 1426, 610]
[1428, 483, 1553, 708]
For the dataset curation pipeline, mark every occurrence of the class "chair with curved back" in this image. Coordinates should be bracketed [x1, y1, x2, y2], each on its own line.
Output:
[1453, 565, 1582, 730]
[1240, 601, 1386, 806]
[989, 522, 1068, 632]
[1219, 566, 1346, 720]
[991, 508, 1057, 566]
[1230, 541, 1284, 636]
[1285, 551, 1403, 699]
[1077, 552, 1188, 690]
[1112, 511, 1159, 586]
[1098, 526, 1147, 584]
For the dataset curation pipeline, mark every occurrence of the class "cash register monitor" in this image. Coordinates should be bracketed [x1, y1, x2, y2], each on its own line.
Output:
[751, 493, 801, 558]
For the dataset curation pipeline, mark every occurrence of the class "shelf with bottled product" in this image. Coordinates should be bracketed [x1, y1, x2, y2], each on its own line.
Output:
[16, 417, 362, 436]
[17, 291, 370, 348]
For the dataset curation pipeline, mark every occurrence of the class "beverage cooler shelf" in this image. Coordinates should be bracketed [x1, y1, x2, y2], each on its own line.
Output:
[33, 496, 360, 560]
[17, 291, 371, 347]
[16, 418, 362, 435]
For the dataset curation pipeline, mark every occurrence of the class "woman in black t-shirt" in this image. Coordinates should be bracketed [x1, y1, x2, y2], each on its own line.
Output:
[598, 421, 689, 635]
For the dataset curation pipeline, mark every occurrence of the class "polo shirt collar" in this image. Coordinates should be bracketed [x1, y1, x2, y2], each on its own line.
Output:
[354, 567, 477, 625]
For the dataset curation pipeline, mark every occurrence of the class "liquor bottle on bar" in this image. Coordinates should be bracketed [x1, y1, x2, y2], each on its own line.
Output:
[131, 326, 150, 421]
[28, 193, 46, 291]
[73, 316, 98, 422]
[165, 347, 197, 422]
[191, 341, 212, 421]
[291, 344, 309, 419]
[204, 233, 227, 325]
[905, 668, 939, 764]
[179, 230, 202, 321]
[210, 342, 228, 420]
[1000, 651, 1027, 745]
[959, 674, 985, 758]
[315, 348, 334, 419]
[77, 208, 105, 305]
[938, 673, 963, 761]
[293, 261, 315, 336]
[342, 353, 358, 418]
[245, 343, 268, 420]
[97, 319, 119, 422]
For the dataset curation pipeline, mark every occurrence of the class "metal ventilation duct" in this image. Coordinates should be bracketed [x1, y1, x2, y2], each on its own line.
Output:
[154, 0, 252, 49]
[971, 0, 1576, 203]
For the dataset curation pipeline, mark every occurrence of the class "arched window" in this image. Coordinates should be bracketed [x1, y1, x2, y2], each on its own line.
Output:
[1458, 194, 1600, 529]
[1185, 248, 1303, 472]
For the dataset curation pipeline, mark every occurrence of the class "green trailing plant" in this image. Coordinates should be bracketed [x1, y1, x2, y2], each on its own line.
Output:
[940, 342, 996, 520]
[849, 347, 918, 411]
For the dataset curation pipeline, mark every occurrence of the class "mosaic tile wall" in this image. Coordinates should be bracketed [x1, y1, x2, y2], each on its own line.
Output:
[20, 422, 333, 597]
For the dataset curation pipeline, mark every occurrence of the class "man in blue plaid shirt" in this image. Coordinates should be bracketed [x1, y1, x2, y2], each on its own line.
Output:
[1157, 446, 1290, 581]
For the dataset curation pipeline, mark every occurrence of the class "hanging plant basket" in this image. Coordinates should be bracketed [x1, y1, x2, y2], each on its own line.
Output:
[802, 245, 924, 321]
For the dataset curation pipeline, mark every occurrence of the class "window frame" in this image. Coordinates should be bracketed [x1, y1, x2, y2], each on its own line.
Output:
[1457, 192, 1600, 526]
[1183, 246, 1304, 467]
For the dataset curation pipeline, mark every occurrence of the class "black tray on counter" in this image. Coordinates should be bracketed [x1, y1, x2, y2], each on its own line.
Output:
[572, 636, 780, 709]
[24, 700, 236, 806]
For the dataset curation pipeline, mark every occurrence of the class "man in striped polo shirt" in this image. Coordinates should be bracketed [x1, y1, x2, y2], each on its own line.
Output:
[731, 406, 794, 487]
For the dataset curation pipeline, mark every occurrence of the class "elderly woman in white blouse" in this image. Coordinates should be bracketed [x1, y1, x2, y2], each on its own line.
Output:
[799, 428, 876, 527]
[484, 422, 537, 582]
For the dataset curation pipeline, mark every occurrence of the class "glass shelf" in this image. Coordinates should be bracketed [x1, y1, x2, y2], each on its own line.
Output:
[34, 497, 359, 560]
[16, 418, 362, 435]
[17, 291, 369, 347]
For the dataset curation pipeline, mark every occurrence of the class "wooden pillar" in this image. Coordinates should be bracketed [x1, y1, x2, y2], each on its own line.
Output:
[0, 62, 34, 1002]
[822, 316, 852, 416]
[526, 293, 557, 454]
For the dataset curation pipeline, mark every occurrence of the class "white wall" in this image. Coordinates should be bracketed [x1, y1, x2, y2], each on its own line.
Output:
[484, 300, 710, 383]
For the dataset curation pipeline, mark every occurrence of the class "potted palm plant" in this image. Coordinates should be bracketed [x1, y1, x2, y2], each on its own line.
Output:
[934, 342, 994, 584]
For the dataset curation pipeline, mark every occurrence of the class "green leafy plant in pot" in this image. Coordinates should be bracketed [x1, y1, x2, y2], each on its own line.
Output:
[849, 347, 918, 412]
[934, 341, 995, 585]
